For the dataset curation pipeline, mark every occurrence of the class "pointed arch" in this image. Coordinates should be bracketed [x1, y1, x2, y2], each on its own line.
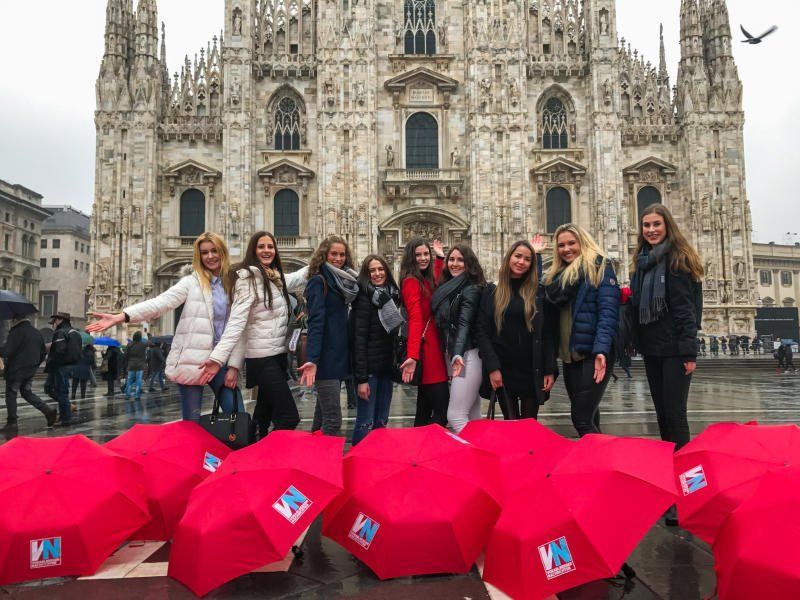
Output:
[536, 85, 576, 150]
[266, 84, 307, 150]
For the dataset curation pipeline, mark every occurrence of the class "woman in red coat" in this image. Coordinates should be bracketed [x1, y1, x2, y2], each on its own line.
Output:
[399, 237, 448, 426]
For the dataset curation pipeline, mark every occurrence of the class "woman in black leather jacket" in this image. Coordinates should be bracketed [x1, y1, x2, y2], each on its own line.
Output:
[431, 244, 486, 432]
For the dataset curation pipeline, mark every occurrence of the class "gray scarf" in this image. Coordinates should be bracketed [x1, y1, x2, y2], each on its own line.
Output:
[368, 283, 404, 333]
[324, 262, 360, 304]
[633, 240, 671, 325]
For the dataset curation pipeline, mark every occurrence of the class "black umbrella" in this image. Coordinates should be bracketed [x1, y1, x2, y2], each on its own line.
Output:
[150, 335, 173, 345]
[0, 289, 38, 319]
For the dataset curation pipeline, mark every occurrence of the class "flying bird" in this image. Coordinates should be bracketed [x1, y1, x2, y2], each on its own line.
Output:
[740, 24, 778, 44]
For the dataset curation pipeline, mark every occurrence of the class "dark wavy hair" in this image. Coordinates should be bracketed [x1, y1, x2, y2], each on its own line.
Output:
[230, 231, 290, 311]
[439, 243, 486, 286]
[633, 204, 704, 282]
[308, 235, 355, 277]
[357, 254, 399, 291]
[399, 237, 436, 294]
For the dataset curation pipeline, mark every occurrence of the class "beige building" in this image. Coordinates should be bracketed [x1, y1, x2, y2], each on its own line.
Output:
[90, 0, 756, 336]
[39, 207, 92, 329]
[753, 242, 800, 310]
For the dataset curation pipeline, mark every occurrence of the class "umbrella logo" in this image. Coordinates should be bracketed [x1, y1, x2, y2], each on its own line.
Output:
[272, 485, 313, 524]
[679, 465, 708, 496]
[30, 537, 61, 569]
[348, 512, 380, 550]
[203, 452, 222, 473]
[538, 536, 575, 580]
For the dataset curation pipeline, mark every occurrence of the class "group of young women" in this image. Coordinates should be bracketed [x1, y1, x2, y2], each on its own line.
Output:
[87, 203, 703, 465]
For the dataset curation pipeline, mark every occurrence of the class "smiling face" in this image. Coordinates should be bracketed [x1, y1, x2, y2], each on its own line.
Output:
[199, 241, 222, 275]
[327, 243, 347, 269]
[556, 231, 581, 264]
[414, 244, 431, 272]
[368, 259, 387, 286]
[447, 249, 465, 277]
[509, 244, 533, 278]
[642, 212, 667, 246]
[256, 235, 276, 268]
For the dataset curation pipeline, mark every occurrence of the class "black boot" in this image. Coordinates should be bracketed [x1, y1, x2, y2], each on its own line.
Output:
[1, 420, 19, 433]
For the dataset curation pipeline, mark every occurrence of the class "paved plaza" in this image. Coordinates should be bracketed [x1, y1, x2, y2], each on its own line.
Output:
[1, 357, 798, 599]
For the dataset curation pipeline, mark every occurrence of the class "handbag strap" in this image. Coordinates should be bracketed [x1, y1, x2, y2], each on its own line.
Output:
[420, 317, 432, 340]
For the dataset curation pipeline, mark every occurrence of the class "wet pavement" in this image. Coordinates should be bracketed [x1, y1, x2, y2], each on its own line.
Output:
[1, 357, 797, 599]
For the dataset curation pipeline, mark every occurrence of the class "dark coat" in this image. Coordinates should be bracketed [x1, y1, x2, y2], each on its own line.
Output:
[125, 340, 148, 371]
[633, 268, 700, 360]
[351, 290, 398, 383]
[433, 282, 482, 359]
[2, 319, 46, 381]
[305, 269, 350, 380]
[475, 283, 557, 404]
[105, 347, 120, 378]
[149, 345, 166, 371]
[45, 322, 82, 372]
[71, 347, 96, 381]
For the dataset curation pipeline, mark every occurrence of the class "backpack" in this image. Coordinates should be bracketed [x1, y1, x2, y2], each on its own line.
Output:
[63, 329, 84, 365]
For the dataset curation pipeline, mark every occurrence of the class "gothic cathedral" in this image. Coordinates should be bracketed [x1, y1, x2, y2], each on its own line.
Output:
[90, 0, 756, 336]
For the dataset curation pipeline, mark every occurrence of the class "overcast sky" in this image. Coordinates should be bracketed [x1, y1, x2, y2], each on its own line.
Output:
[0, 1, 796, 242]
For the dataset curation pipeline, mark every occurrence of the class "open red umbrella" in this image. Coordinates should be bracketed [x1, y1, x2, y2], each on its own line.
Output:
[714, 466, 800, 600]
[674, 422, 800, 543]
[168, 430, 344, 597]
[460, 418, 573, 494]
[322, 425, 501, 580]
[0, 435, 149, 585]
[105, 421, 232, 540]
[483, 434, 677, 600]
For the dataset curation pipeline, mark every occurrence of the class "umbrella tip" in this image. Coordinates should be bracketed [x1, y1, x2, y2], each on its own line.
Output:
[45, 469, 51, 475]
[411, 462, 417, 467]
[529, 450, 534, 455]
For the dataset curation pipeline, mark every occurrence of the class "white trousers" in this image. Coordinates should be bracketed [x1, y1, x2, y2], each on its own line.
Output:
[447, 348, 483, 433]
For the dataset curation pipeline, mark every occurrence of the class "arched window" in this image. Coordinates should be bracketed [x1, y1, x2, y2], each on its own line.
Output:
[637, 186, 662, 218]
[274, 96, 301, 150]
[180, 189, 206, 237]
[542, 98, 568, 149]
[274, 189, 299, 237]
[405, 112, 438, 169]
[21, 269, 32, 299]
[403, 0, 436, 55]
[546, 187, 572, 232]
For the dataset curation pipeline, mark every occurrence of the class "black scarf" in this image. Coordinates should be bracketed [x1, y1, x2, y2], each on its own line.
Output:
[632, 240, 672, 325]
[364, 281, 404, 333]
[431, 273, 467, 315]
[543, 269, 582, 309]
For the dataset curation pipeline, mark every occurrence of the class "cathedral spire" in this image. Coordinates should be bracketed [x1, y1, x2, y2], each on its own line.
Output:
[658, 23, 668, 83]
[679, 0, 703, 63]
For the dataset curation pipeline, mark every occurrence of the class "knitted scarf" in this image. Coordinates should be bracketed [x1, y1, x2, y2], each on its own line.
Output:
[324, 262, 360, 304]
[543, 269, 582, 309]
[632, 240, 672, 325]
[365, 281, 404, 333]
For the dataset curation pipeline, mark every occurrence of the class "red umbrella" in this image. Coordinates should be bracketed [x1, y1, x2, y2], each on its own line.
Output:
[714, 466, 800, 600]
[168, 430, 344, 597]
[674, 422, 800, 543]
[460, 418, 573, 493]
[483, 434, 677, 600]
[322, 425, 502, 580]
[0, 435, 149, 585]
[105, 421, 232, 541]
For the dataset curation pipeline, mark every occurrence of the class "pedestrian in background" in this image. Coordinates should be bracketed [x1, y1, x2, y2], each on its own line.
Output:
[71, 344, 96, 401]
[44, 312, 83, 425]
[123, 331, 147, 414]
[103, 345, 120, 396]
[148, 342, 167, 392]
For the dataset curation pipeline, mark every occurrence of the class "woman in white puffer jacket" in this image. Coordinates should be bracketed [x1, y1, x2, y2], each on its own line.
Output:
[200, 231, 307, 438]
[87, 232, 245, 421]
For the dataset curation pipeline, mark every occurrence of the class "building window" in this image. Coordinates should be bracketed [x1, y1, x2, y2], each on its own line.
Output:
[405, 112, 438, 169]
[4, 212, 9, 222]
[546, 186, 572, 232]
[41, 293, 55, 319]
[274, 189, 300, 237]
[760, 270, 772, 286]
[74, 259, 78, 270]
[52, 239, 60, 249]
[75, 241, 79, 251]
[274, 97, 301, 150]
[403, 0, 437, 55]
[542, 98, 569, 149]
[52, 258, 60, 268]
[40, 258, 47, 268]
[41, 238, 47, 248]
[637, 186, 662, 218]
[179, 188, 206, 237]
[781, 271, 793, 286]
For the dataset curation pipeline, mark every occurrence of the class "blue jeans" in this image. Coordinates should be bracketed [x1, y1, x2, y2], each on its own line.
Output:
[125, 370, 143, 399]
[148, 369, 165, 390]
[54, 366, 74, 421]
[352, 375, 393, 445]
[177, 366, 244, 422]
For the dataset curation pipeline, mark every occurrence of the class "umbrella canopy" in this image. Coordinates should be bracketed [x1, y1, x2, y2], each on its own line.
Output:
[169, 430, 344, 597]
[483, 434, 677, 600]
[0, 435, 149, 585]
[105, 422, 233, 541]
[79, 331, 94, 346]
[92, 336, 121, 347]
[460, 418, 574, 494]
[323, 425, 502, 580]
[714, 467, 800, 600]
[674, 422, 800, 544]
[0, 289, 37, 320]
[150, 335, 173, 345]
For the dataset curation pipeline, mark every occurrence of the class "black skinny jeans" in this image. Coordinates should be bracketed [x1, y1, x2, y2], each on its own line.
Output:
[248, 355, 300, 437]
[5, 376, 52, 422]
[643, 356, 692, 450]
[414, 382, 449, 427]
[563, 354, 613, 437]
[497, 389, 540, 420]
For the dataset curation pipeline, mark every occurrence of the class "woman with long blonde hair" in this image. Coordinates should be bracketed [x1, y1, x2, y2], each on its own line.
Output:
[542, 223, 619, 436]
[474, 240, 556, 420]
[88, 232, 245, 420]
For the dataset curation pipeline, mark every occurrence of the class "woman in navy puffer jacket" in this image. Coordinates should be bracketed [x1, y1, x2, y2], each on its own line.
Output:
[543, 223, 619, 436]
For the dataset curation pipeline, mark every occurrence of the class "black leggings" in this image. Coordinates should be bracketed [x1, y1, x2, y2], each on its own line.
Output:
[414, 382, 449, 427]
[71, 378, 88, 400]
[499, 391, 540, 420]
[643, 356, 692, 450]
[247, 355, 300, 437]
[563, 354, 613, 437]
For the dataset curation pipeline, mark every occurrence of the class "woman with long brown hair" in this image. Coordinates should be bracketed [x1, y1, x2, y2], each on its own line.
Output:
[199, 231, 308, 437]
[474, 240, 556, 419]
[630, 204, 703, 524]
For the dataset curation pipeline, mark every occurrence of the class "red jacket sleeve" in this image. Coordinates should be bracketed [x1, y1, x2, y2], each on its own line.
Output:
[402, 277, 424, 361]
[433, 255, 444, 282]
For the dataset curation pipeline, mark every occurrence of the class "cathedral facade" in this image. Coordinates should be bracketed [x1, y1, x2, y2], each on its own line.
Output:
[91, 0, 756, 336]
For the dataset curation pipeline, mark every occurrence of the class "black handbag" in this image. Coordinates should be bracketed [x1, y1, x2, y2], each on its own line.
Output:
[199, 386, 254, 450]
[487, 387, 514, 421]
[392, 317, 430, 386]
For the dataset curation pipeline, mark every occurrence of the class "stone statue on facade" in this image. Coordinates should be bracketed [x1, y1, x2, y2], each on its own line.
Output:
[385, 145, 394, 166]
[450, 146, 460, 167]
